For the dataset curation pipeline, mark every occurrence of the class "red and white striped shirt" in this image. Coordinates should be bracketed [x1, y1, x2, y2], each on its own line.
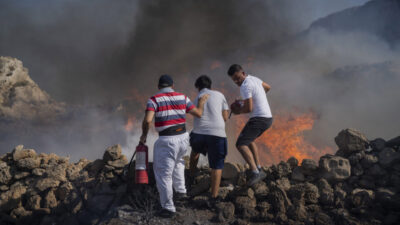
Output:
[146, 88, 195, 132]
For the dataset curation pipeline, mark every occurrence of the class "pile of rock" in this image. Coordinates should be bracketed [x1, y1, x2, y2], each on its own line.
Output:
[1, 129, 399, 225]
[0, 144, 128, 224]
[190, 128, 400, 225]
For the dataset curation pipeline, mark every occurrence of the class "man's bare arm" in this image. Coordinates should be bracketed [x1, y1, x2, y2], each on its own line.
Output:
[241, 98, 253, 114]
[188, 94, 210, 118]
[222, 110, 229, 121]
[262, 82, 271, 93]
[140, 110, 155, 144]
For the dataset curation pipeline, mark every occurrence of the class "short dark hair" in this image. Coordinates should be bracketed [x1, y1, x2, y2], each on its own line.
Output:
[227, 64, 243, 76]
[195, 75, 212, 90]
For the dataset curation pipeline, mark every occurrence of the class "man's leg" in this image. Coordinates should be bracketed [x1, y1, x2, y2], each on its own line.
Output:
[172, 133, 189, 195]
[211, 169, 222, 198]
[237, 144, 258, 171]
[153, 138, 177, 213]
[189, 151, 200, 176]
[249, 142, 261, 169]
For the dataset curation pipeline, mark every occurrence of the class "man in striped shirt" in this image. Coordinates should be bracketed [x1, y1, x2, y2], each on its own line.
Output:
[140, 74, 209, 218]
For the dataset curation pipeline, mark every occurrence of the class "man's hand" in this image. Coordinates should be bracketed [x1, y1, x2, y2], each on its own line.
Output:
[262, 82, 271, 93]
[230, 100, 243, 115]
[140, 110, 154, 145]
[198, 94, 210, 104]
[139, 134, 147, 144]
[189, 94, 210, 118]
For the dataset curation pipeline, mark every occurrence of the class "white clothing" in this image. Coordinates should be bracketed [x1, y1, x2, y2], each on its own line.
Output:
[153, 132, 189, 212]
[193, 88, 229, 138]
[240, 75, 272, 118]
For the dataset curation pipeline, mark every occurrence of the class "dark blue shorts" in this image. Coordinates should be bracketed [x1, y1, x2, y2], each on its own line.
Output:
[189, 132, 227, 169]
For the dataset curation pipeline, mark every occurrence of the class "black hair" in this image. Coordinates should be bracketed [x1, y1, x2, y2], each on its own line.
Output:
[227, 64, 243, 76]
[195, 75, 212, 90]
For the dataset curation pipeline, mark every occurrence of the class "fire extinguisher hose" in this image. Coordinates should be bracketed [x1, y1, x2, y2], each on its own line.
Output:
[123, 149, 137, 178]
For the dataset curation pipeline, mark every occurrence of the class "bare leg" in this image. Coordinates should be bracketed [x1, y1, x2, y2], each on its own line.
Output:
[237, 145, 257, 171]
[189, 151, 200, 175]
[249, 142, 260, 167]
[211, 169, 222, 198]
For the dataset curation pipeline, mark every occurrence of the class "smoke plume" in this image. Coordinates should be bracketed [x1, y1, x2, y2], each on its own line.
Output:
[3, 0, 399, 164]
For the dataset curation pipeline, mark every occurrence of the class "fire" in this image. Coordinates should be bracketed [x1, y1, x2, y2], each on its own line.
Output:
[210, 60, 222, 70]
[125, 116, 136, 132]
[235, 111, 332, 165]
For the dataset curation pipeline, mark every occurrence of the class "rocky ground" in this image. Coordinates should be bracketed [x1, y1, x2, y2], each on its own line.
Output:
[1, 128, 399, 225]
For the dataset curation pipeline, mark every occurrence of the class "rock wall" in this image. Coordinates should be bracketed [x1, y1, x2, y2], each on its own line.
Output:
[0, 129, 399, 225]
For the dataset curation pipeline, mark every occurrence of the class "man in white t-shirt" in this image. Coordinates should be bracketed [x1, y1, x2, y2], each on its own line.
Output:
[228, 64, 273, 186]
[189, 75, 229, 203]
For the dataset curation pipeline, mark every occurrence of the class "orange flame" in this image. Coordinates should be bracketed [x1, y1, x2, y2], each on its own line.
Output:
[235, 111, 332, 165]
[210, 60, 222, 70]
[124, 116, 136, 132]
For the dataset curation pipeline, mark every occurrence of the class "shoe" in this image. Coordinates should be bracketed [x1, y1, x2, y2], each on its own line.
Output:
[174, 192, 188, 201]
[247, 170, 266, 187]
[174, 192, 188, 207]
[157, 208, 175, 218]
[207, 195, 223, 209]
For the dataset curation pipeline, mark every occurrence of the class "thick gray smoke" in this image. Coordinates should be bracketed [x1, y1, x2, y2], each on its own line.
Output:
[3, 0, 398, 164]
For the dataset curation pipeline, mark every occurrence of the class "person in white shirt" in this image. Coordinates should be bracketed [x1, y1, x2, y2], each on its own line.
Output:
[189, 75, 229, 203]
[227, 64, 273, 186]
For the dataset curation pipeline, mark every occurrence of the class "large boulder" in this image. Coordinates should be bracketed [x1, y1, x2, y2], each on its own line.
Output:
[43, 190, 58, 209]
[379, 148, 400, 167]
[35, 178, 60, 192]
[335, 128, 369, 154]
[287, 202, 307, 222]
[106, 157, 128, 169]
[272, 161, 292, 179]
[222, 162, 240, 180]
[235, 196, 256, 212]
[317, 179, 334, 206]
[16, 157, 41, 170]
[0, 162, 12, 184]
[26, 195, 41, 210]
[189, 174, 210, 196]
[12, 145, 37, 161]
[370, 138, 386, 152]
[366, 164, 385, 177]
[288, 182, 319, 204]
[291, 167, 305, 182]
[360, 154, 378, 169]
[215, 202, 235, 222]
[351, 163, 364, 176]
[252, 181, 269, 198]
[300, 159, 318, 176]
[267, 185, 292, 214]
[386, 136, 400, 148]
[350, 188, 374, 209]
[319, 154, 351, 182]
[315, 212, 334, 225]
[45, 164, 67, 182]
[0, 184, 26, 211]
[103, 145, 122, 162]
[287, 157, 299, 169]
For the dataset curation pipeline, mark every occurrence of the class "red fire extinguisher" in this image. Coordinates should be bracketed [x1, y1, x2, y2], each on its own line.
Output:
[135, 144, 149, 184]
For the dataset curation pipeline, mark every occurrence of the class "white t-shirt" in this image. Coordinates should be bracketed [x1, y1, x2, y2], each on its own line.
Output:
[193, 88, 229, 138]
[240, 75, 272, 118]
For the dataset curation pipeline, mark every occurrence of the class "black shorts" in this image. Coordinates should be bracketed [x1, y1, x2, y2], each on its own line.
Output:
[236, 117, 273, 147]
[190, 132, 227, 169]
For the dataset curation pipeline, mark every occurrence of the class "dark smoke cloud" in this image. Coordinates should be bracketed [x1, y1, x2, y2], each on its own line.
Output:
[0, 0, 369, 104]
[5, 0, 398, 164]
